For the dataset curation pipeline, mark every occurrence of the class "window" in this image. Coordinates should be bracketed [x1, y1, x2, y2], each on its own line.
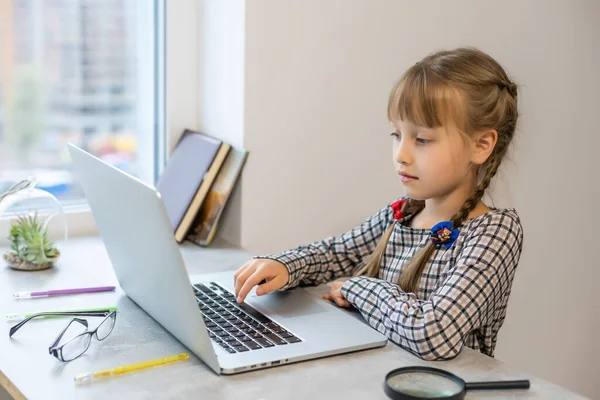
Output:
[0, 0, 163, 208]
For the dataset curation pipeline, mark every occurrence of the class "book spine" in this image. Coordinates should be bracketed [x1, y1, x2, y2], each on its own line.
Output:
[175, 144, 231, 242]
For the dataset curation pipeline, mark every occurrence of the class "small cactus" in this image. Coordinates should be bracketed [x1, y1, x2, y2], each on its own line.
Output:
[3, 212, 60, 270]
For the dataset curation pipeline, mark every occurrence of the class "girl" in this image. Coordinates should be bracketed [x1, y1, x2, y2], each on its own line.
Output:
[233, 47, 523, 361]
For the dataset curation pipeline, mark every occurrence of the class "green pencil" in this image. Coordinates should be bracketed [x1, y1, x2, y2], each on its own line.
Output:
[6, 307, 117, 322]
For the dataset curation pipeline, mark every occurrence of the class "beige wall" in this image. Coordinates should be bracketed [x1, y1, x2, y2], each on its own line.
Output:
[199, 0, 599, 397]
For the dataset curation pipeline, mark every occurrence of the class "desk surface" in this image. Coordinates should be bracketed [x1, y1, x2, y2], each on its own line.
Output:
[0, 237, 586, 400]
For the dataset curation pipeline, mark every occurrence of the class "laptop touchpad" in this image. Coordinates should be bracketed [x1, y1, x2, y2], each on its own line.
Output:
[249, 289, 328, 318]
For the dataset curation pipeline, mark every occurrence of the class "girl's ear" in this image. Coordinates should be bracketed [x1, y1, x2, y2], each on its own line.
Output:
[471, 129, 498, 165]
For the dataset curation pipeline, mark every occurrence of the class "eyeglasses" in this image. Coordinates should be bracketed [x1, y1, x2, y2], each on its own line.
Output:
[9, 309, 117, 362]
[49, 311, 117, 362]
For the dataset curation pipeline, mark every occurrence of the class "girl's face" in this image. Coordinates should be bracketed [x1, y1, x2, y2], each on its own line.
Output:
[391, 119, 476, 201]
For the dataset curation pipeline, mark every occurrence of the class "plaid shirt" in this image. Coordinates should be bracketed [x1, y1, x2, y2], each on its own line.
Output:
[258, 200, 523, 361]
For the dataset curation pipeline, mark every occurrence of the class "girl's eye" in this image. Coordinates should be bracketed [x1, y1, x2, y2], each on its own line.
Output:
[416, 138, 431, 144]
[390, 132, 401, 140]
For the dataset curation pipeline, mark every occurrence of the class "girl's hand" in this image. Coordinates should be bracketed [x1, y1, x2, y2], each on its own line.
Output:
[234, 258, 290, 303]
[323, 281, 352, 308]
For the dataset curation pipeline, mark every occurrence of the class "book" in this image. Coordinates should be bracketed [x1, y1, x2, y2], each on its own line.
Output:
[156, 129, 231, 243]
[187, 146, 248, 246]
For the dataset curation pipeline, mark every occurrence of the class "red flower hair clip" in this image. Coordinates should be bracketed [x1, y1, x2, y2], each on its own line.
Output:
[390, 199, 406, 220]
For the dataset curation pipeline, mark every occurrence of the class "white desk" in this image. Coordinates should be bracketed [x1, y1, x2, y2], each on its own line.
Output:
[0, 237, 587, 399]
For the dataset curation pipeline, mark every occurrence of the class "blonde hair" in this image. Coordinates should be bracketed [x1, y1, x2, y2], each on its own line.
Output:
[354, 47, 518, 293]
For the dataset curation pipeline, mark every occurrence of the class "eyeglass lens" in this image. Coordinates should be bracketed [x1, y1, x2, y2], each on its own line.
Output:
[96, 313, 116, 340]
[61, 333, 93, 361]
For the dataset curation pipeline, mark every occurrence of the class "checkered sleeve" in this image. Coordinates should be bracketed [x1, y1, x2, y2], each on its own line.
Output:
[255, 201, 396, 290]
[340, 211, 523, 361]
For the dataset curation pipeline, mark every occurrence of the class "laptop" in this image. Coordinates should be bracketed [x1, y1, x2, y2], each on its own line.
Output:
[67, 143, 387, 374]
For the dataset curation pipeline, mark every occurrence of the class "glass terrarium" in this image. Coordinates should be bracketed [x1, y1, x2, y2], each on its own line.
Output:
[0, 176, 68, 271]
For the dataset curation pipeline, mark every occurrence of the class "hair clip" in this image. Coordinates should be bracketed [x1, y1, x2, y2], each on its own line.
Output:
[390, 199, 406, 220]
[430, 221, 458, 249]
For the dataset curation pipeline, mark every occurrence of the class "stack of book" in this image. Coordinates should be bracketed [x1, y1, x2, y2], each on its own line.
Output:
[156, 129, 248, 247]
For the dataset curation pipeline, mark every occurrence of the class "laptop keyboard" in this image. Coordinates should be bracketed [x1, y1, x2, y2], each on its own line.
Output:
[193, 282, 302, 354]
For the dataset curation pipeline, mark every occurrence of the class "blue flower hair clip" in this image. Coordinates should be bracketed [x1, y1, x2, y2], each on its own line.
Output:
[430, 221, 458, 249]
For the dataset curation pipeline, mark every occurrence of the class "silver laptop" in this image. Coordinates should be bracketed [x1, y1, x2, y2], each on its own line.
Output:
[67, 143, 387, 374]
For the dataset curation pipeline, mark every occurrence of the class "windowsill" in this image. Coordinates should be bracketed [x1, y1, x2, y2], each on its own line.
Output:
[61, 205, 99, 238]
[0, 202, 240, 252]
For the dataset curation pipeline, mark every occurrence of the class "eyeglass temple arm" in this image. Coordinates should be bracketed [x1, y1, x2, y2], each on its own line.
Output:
[9, 311, 111, 338]
[48, 318, 89, 350]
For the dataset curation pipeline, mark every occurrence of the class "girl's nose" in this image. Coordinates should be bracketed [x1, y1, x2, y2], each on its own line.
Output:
[395, 140, 412, 165]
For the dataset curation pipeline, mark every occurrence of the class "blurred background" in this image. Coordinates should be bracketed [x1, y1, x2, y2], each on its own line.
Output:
[0, 0, 155, 205]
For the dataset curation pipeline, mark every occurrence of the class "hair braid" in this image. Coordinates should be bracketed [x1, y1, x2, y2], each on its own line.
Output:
[353, 198, 426, 279]
[450, 153, 501, 228]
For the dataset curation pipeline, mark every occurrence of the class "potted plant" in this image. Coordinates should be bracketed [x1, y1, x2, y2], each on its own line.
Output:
[3, 212, 60, 271]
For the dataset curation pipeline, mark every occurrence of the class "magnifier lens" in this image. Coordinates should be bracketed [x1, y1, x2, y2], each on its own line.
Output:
[386, 371, 464, 398]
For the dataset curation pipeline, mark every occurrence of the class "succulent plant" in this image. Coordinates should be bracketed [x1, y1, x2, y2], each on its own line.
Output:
[4, 212, 59, 266]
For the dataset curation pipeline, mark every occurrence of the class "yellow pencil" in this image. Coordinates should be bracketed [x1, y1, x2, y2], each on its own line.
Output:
[74, 353, 189, 384]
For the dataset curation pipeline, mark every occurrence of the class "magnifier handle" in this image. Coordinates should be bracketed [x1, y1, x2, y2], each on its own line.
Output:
[466, 380, 530, 391]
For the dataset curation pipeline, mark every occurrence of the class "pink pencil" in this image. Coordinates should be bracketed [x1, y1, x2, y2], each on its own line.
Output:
[13, 286, 116, 299]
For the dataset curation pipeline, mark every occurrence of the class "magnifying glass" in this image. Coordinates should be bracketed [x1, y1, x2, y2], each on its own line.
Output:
[384, 366, 530, 400]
